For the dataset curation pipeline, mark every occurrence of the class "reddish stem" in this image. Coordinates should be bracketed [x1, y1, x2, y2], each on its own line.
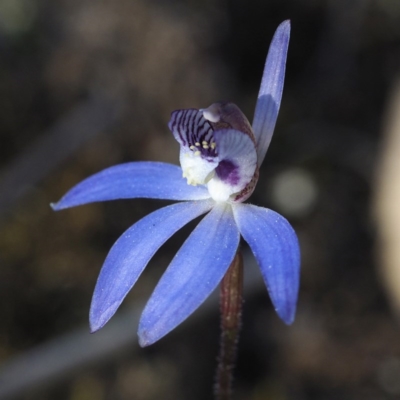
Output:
[215, 251, 243, 400]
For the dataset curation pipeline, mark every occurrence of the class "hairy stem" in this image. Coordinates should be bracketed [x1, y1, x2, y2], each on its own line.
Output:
[215, 251, 243, 400]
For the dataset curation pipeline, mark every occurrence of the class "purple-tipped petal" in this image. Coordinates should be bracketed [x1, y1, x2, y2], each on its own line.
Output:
[233, 203, 300, 324]
[252, 20, 290, 165]
[138, 203, 240, 346]
[89, 199, 214, 332]
[52, 162, 210, 210]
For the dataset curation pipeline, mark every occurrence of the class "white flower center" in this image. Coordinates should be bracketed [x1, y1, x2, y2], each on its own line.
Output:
[207, 177, 233, 202]
[180, 147, 217, 186]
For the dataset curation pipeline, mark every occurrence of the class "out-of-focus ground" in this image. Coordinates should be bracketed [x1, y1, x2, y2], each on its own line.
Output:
[1, 0, 400, 399]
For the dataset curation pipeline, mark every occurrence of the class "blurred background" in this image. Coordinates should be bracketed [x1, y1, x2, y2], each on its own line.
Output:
[1, 0, 400, 399]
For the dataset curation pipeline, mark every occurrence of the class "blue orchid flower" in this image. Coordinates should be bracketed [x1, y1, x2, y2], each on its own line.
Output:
[52, 20, 300, 347]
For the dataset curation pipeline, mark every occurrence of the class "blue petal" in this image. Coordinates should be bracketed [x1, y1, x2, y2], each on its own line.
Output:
[52, 162, 210, 210]
[232, 203, 300, 324]
[138, 203, 240, 346]
[90, 199, 214, 332]
[252, 20, 290, 165]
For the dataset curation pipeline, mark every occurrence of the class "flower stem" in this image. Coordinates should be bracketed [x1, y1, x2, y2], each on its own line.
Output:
[215, 251, 243, 400]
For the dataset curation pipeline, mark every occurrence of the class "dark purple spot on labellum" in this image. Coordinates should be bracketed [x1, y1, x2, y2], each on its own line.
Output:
[216, 159, 239, 185]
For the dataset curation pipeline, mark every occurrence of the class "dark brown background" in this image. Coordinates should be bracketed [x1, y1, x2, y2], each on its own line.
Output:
[0, 0, 400, 399]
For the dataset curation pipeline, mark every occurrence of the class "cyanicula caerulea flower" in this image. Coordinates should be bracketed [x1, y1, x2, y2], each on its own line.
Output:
[52, 20, 300, 346]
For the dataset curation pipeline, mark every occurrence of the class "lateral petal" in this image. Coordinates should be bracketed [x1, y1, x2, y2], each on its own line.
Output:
[52, 162, 210, 210]
[138, 203, 240, 346]
[233, 203, 300, 324]
[89, 199, 214, 332]
[252, 20, 290, 165]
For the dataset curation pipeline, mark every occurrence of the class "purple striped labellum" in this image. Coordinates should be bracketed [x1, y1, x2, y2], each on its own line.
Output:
[168, 102, 258, 202]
